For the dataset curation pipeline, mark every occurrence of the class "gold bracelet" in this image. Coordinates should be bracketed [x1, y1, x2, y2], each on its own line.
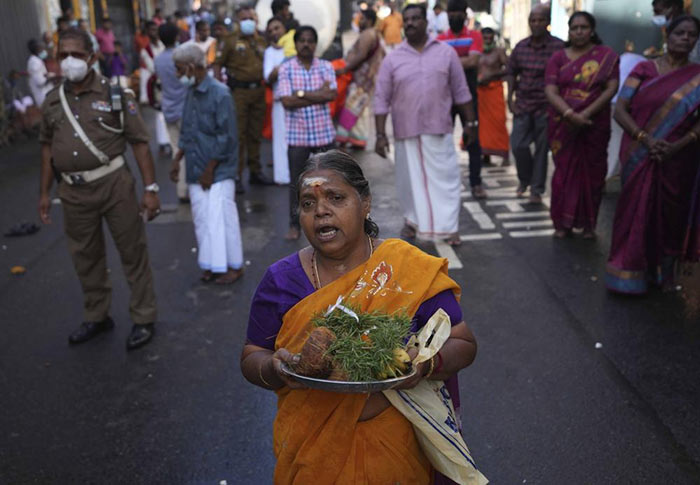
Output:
[259, 360, 272, 387]
[563, 108, 573, 119]
[424, 356, 436, 379]
[635, 130, 648, 142]
[688, 131, 699, 143]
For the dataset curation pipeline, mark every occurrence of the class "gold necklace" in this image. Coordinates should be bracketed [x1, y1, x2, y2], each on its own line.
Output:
[311, 235, 374, 290]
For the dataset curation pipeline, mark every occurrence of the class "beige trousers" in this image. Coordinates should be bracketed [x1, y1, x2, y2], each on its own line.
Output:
[166, 119, 188, 199]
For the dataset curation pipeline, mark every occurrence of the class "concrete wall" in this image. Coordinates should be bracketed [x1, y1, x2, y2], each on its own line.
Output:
[0, 0, 44, 77]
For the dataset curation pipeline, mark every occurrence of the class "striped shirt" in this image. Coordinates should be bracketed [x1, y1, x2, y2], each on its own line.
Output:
[507, 34, 564, 115]
[276, 57, 336, 147]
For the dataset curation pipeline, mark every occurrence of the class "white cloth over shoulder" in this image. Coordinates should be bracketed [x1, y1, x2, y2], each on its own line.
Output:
[394, 134, 461, 238]
[27, 55, 51, 106]
[189, 179, 244, 273]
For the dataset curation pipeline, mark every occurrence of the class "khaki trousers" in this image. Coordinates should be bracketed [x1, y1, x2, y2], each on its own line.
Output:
[58, 166, 157, 324]
[166, 119, 188, 199]
[233, 86, 265, 178]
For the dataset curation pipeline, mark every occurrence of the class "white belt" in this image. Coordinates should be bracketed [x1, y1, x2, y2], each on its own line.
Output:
[61, 155, 125, 186]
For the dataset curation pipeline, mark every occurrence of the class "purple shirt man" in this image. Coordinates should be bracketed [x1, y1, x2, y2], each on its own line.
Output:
[373, 4, 475, 246]
[374, 37, 471, 139]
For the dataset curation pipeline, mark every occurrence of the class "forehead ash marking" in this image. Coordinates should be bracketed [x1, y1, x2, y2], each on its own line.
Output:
[302, 176, 330, 188]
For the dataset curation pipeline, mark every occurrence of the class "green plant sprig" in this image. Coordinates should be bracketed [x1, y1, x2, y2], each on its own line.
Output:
[311, 305, 412, 382]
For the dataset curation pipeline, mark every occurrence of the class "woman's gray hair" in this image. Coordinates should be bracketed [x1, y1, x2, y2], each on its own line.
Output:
[172, 43, 206, 67]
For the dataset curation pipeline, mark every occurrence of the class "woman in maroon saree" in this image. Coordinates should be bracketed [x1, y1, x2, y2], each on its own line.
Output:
[605, 15, 700, 294]
[545, 11, 619, 239]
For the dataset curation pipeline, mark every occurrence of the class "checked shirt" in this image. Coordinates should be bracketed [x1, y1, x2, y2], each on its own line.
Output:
[275, 57, 337, 147]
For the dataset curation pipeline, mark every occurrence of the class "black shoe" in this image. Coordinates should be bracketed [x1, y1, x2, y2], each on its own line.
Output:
[249, 172, 274, 185]
[126, 323, 154, 351]
[68, 317, 115, 345]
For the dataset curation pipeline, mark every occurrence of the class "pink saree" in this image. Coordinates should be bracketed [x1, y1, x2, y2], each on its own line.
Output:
[605, 61, 700, 294]
[545, 46, 619, 231]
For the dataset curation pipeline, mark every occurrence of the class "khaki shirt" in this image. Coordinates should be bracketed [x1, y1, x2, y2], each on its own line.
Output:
[39, 72, 149, 172]
[216, 32, 265, 83]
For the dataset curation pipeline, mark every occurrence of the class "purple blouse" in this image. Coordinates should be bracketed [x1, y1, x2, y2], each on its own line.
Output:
[246, 252, 464, 408]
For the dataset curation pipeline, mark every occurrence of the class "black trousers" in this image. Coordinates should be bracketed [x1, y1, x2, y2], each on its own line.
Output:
[288, 144, 334, 228]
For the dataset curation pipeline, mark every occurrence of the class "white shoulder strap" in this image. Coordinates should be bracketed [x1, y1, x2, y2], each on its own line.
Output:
[59, 83, 110, 165]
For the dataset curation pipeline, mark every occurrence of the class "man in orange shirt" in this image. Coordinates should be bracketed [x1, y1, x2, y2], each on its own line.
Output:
[378, 1, 403, 52]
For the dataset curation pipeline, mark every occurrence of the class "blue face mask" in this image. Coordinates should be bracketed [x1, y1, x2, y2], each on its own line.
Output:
[38, 50, 48, 60]
[240, 19, 256, 36]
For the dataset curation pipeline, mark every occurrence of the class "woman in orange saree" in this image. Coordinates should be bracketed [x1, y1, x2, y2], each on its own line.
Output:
[241, 150, 481, 484]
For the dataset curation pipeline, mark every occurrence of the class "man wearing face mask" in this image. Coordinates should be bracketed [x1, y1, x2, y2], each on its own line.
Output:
[170, 44, 244, 285]
[215, 5, 271, 192]
[650, 0, 700, 62]
[38, 28, 160, 351]
[27, 39, 55, 106]
[438, 0, 487, 199]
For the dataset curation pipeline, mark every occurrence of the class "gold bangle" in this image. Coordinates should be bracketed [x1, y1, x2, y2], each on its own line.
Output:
[563, 108, 573, 119]
[635, 130, 648, 142]
[688, 131, 699, 143]
[259, 360, 272, 388]
[424, 356, 436, 379]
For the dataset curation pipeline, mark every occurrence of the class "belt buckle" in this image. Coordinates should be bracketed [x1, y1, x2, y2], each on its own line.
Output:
[69, 174, 86, 185]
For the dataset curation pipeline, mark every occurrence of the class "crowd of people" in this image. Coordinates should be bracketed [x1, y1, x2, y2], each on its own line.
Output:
[25, 0, 700, 482]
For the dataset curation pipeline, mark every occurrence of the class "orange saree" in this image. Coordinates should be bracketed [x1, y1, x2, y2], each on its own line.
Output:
[273, 239, 460, 484]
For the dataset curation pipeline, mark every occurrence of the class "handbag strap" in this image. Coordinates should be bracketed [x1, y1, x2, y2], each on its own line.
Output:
[59, 83, 110, 165]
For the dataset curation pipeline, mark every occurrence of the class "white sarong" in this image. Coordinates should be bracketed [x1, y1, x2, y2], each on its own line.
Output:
[272, 100, 290, 184]
[189, 179, 244, 273]
[394, 134, 461, 239]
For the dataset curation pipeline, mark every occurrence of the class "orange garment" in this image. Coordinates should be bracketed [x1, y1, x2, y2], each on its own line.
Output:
[330, 59, 352, 119]
[273, 239, 460, 484]
[176, 19, 189, 33]
[477, 80, 510, 158]
[379, 12, 403, 46]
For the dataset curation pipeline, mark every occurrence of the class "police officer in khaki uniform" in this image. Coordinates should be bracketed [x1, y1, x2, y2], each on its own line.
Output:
[38, 28, 159, 351]
[215, 5, 272, 192]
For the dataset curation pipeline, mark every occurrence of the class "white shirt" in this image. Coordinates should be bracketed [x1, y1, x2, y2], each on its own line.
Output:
[27, 55, 50, 106]
[428, 10, 449, 35]
[263, 45, 286, 87]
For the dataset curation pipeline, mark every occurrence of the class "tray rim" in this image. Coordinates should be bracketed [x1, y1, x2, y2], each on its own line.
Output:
[280, 362, 416, 392]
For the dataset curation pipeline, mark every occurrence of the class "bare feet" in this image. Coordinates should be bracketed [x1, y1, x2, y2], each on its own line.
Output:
[582, 230, 596, 240]
[400, 223, 416, 239]
[215, 267, 244, 285]
[553, 229, 571, 239]
[200, 270, 213, 283]
[444, 233, 462, 246]
[471, 184, 488, 199]
[285, 227, 300, 240]
[516, 185, 527, 198]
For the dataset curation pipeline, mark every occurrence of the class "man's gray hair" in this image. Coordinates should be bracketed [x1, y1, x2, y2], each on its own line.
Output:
[172, 43, 206, 67]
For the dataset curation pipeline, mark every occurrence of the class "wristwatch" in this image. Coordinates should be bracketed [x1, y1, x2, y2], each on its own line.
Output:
[144, 183, 160, 193]
[296, 90, 305, 98]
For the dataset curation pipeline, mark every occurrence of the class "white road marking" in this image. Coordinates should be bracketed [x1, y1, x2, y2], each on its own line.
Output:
[502, 220, 553, 229]
[463, 202, 496, 229]
[460, 233, 503, 241]
[485, 199, 528, 212]
[495, 211, 550, 219]
[434, 241, 464, 269]
[510, 229, 556, 238]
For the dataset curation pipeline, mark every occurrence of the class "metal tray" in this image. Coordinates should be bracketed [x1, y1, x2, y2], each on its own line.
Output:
[280, 363, 416, 393]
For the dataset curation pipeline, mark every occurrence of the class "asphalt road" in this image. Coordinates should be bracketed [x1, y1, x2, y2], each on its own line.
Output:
[1, 112, 699, 484]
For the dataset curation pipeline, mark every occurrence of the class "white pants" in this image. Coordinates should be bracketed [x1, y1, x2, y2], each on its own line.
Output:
[189, 179, 244, 273]
[272, 100, 290, 184]
[154, 110, 170, 146]
[394, 134, 461, 238]
[166, 120, 188, 199]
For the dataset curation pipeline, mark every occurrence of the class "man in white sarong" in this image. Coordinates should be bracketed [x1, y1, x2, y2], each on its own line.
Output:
[374, 3, 476, 246]
[170, 44, 244, 285]
[139, 21, 170, 156]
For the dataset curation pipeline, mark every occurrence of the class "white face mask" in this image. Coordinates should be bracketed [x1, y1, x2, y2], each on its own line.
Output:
[179, 75, 195, 87]
[60, 55, 89, 82]
[240, 19, 256, 36]
[651, 15, 668, 27]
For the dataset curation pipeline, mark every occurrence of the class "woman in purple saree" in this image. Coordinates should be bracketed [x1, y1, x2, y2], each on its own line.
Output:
[545, 11, 619, 239]
[606, 15, 700, 294]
